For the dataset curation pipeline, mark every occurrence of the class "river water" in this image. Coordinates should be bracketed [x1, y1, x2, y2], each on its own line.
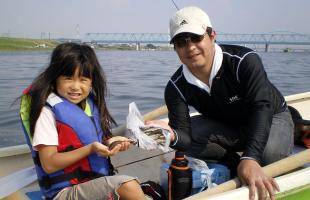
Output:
[0, 50, 309, 148]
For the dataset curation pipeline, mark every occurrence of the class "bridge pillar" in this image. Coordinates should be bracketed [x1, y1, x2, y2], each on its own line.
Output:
[136, 43, 141, 51]
[265, 44, 269, 52]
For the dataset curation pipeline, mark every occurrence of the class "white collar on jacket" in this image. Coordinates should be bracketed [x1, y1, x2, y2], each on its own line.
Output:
[182, 43, 223, 93]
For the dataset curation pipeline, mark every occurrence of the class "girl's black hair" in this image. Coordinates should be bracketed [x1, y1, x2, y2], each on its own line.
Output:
[29, 42, 115, 137]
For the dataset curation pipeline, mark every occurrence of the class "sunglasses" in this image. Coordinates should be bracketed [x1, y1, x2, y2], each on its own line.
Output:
[172, 32, 207, 48]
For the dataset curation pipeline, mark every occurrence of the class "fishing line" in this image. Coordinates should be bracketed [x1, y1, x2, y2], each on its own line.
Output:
[171, 0, 179, 10]
[115, 150, 175, 168]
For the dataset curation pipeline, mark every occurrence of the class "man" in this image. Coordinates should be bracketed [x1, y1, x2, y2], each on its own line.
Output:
[149, 6, 294, 200]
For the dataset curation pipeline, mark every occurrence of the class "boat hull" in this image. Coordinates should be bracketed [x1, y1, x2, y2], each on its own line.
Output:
[1, 91, 310, 199]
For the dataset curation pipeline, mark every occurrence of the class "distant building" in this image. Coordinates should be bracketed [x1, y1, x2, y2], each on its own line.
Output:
[35, 44, 47, 48]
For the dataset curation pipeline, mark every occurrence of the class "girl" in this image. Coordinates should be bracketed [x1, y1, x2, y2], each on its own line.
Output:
[20, 43, 146, 200]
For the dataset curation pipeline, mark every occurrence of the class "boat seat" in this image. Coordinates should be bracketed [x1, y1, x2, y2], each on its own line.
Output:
[0, 166, 37, 199]
[25, 190, 42, 200]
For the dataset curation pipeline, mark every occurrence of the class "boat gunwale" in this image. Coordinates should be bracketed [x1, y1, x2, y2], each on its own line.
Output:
[187, 167, 310, 200]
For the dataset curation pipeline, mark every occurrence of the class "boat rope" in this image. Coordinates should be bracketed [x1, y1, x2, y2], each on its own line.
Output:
[115, 150, 175, 168]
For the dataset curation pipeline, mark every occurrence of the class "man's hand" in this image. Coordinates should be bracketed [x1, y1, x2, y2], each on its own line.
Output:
[237, 159, 279, 200]
[145, 120, 175, 142]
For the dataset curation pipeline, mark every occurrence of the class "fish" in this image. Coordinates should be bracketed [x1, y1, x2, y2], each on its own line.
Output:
[108, 140, 137, 150]
[139, 126, 167, 145]
[140, 126, 163, 136]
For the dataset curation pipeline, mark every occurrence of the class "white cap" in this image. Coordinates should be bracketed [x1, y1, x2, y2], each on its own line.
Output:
[169, 6, 212, 42]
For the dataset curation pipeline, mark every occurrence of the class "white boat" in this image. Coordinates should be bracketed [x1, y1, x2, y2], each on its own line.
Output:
[1, 92, 310, 200]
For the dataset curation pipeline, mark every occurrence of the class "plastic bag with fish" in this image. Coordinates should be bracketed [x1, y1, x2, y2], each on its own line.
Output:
[126, 102, 170, 152]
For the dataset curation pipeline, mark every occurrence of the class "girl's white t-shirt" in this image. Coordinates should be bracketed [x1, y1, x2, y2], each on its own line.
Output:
[32, 106, 58, 151]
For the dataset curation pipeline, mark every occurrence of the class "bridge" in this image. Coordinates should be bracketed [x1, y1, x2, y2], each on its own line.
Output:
[84, 32, 310, 52]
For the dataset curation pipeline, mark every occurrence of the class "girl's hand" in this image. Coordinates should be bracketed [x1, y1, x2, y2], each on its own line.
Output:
[106, 136, 135, 152]
[91, 141, 121, 157]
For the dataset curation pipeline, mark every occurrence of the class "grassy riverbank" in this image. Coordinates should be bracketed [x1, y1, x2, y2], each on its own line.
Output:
[0, 37, 173, 51]
[0, 37, 59, 51]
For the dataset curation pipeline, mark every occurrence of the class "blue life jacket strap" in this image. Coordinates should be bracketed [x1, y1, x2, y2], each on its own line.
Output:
[39, 167, 104, 190]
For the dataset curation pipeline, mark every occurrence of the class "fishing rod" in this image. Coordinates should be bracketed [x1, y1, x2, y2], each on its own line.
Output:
[171, 0, 179, 10]
[115, 150, 175, 168]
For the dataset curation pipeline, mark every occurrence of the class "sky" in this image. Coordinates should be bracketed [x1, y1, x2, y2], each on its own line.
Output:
[1, 0, 310, 39]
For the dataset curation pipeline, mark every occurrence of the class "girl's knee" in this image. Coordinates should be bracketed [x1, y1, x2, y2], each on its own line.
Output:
[121, 180, 140, 191]
[118, 180, 145, 200]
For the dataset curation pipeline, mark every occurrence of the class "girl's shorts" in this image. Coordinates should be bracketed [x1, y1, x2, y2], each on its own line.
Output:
[53, 175, 138, 200]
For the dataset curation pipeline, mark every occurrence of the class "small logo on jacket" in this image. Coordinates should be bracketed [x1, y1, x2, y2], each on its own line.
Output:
[229, 95, 241, 103]
[180, 20, 188, 26]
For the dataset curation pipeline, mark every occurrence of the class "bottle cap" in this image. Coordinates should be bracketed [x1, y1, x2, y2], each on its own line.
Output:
[175, 151, 185, 158]
[171, 151, 188, 167]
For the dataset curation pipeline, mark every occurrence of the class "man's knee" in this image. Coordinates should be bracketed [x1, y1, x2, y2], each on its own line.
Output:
[262, 138, 293, 165]
[262, 111, 294, 165]
[262, 150, 289, 166]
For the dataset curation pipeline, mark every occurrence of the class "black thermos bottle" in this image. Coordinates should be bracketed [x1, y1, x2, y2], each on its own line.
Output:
[168, 151, 192, 200]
